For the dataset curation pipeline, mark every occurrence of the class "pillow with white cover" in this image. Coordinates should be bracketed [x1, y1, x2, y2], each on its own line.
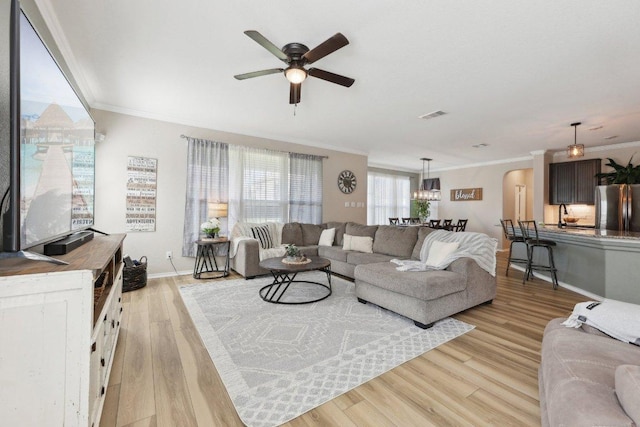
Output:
[425, 241, 459, 267]
[342, 233, 373, 253]
[251, 225, 273, 249]
[318, 228, 336, 247]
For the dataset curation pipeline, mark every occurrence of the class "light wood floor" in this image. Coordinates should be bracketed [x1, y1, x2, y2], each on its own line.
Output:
[100, 253, 587, 427]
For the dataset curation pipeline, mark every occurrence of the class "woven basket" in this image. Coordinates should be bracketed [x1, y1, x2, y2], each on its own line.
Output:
[123, 256, 147, 292]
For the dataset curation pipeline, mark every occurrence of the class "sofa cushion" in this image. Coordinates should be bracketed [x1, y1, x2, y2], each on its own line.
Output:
[541, 318, 640, 427]
[318, 245, 348, 262]
[346, 223, 378, 239]
[251, 225, 273, 249]
[373, 225, 418, 258]
[346, 252, 394, 265]
[318, 228, 335, 246]
[412, 227, 436, 260]
[325, 221, 347, 246]
[301, 223, 326, 246]
[354, 262, 466, 301]
[282, 222, 303, 246]
[616, 365, 640, 424]
[343, 234, 373, 253]
[297, 245, 319, 257]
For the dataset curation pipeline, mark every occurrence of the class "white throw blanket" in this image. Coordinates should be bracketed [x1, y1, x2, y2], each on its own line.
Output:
[391, 230, 498, 276]
[562, 299, 640, 345]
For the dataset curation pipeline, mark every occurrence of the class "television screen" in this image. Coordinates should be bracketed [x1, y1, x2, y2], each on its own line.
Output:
[19, 11, 95, 249]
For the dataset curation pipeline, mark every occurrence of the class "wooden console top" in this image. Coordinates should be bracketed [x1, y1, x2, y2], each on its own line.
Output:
[0, 234, 126, 278]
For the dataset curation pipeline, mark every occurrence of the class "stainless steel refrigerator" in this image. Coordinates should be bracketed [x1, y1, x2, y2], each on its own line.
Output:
[595, 185, 640, 231]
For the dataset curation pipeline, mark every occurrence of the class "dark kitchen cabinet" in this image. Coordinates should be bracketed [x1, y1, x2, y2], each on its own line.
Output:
[549, 158, 601, 205]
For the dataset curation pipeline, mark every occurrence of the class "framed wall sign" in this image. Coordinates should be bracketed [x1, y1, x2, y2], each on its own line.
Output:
[126, 156, 157, 231]
[450, 188, 483, 201]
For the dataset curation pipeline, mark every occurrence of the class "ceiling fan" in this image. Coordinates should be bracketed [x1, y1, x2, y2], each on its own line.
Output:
[234, 30, 355, 105]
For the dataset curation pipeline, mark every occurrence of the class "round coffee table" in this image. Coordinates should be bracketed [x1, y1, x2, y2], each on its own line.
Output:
[258, 256, 332, 304]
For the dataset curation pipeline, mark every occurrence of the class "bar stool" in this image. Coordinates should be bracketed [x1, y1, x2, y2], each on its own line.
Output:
[518, 220, 559, 289]
[499, 219, 527, 276]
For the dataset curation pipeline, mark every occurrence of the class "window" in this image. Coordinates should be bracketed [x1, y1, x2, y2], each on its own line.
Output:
[367, 171, 410, 225]
[184, 140, 324, 252]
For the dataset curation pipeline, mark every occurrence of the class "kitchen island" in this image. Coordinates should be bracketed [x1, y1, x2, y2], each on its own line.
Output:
[510, 225, 640, 304]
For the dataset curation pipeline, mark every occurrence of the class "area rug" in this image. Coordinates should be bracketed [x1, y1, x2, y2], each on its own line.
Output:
[179, 272, 474, 427]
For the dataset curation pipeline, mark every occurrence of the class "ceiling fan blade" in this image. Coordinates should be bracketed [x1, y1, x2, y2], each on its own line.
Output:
[289, 83, 301, 104]
[308, 68, 355, 87]
[303, 33, 349, 64]
[234, 68, 283, 80]
[244, 30, 289, 62]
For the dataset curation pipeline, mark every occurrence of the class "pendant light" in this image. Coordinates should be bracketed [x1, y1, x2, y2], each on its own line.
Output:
[567, 122, 584, 158]
[412, 158, 441, 201]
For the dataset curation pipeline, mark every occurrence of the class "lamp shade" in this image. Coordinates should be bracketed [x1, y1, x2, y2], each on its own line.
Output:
[208, 202, 228, 219]
[285, 67, 307, 84]
[567, 144, 584, 158]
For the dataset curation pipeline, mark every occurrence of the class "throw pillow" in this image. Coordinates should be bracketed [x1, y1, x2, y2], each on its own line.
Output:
[616, 365, 640, 425]
[318, 228, 336, 247]
[251, 225, 273, 249]
[342, 233, 373, 253]
[425, 240, 459, 266]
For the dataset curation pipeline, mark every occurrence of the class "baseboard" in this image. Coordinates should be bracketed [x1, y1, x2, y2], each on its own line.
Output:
[148, 270, 193, 279]
[509, 265, 603, 301]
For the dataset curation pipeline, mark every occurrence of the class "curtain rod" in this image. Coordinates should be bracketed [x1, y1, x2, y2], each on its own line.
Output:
[180, 134, 328, 159]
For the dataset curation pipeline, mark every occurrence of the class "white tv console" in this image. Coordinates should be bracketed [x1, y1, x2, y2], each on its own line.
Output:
[0, 234, 125, 426]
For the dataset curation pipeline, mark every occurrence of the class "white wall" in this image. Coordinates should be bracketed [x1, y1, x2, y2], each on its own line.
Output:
[433, 160, 533, 245]
[92, 109, 367, 275]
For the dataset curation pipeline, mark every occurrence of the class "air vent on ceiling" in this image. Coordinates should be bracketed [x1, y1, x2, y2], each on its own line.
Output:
[418, 110, 447, 120]
[604, 135, 618, 140]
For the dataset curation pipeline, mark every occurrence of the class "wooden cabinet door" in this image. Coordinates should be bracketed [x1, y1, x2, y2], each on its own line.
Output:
[574, 159, 601, 204]
[550, 162, 575, 204]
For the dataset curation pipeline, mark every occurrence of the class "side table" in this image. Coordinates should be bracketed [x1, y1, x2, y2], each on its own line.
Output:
[193, 237, 230, 279]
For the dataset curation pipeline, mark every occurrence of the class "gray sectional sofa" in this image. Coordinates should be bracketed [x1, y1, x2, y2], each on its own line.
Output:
[539, 318, 640, 427]
[230, 221, 497, 328]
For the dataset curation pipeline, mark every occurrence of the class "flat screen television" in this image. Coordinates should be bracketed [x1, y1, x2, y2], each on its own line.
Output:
[1, 0, 95, 262]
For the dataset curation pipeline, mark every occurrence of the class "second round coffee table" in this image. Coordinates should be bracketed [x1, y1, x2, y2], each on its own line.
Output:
[258, 256, 332, 304]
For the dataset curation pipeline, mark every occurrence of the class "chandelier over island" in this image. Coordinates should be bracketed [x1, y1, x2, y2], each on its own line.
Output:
[413, 158, 441, 201]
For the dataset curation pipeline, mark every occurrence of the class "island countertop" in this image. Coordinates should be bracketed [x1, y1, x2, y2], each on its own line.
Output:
[510, 225, 640, 304]
[538, 225, 640, 241]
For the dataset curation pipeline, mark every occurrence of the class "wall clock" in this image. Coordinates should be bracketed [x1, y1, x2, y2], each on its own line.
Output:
[338, 170, 357, 194]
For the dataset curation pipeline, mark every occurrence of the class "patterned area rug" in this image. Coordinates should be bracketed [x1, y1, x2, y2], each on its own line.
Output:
[179, 271, 474, 427]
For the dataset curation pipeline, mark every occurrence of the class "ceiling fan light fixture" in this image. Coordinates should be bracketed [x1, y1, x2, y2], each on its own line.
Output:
[285, 66, 307, 84]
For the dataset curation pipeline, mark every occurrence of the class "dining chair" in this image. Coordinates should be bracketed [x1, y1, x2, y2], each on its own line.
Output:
[429, 219, 441, 228]
[409, 217, 421, 225]
[389, 217, 399, 225]
[500, 219, 527, 276]
[401, 217, 411, 225]
[518, 220, 559, 289]
[455, 219, 468, 232]
[442, 219, 453, 230]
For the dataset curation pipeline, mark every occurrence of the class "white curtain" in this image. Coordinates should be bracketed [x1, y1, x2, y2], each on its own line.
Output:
[367, 171, 410, 225]
[182, 138, 228, 257]
[289, 153, 323, 223]
[228, 145, 289, 232]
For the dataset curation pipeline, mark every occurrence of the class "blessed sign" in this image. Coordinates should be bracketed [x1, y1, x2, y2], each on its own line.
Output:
[450, 188, 483, 201]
